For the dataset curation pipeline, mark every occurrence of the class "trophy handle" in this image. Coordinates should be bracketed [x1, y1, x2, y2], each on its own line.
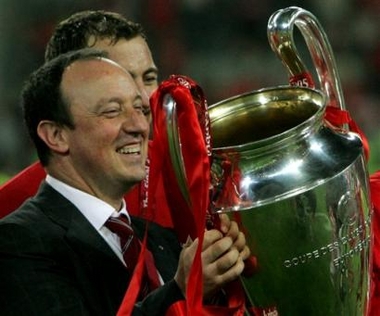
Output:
[162, 93, 192, 207]
[267, 6, 348, 127]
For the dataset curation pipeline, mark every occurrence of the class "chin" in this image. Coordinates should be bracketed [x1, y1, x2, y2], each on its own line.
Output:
[129, 169, 147, 183]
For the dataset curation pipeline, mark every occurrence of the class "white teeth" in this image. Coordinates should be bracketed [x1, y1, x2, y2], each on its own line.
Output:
[117, 145, 140, 154]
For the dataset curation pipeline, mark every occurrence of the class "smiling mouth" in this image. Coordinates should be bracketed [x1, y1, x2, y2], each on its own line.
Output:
[117, 145, 141, 155]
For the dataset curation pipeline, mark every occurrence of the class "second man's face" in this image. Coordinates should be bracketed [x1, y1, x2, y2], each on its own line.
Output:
[91, 36, 159, 111]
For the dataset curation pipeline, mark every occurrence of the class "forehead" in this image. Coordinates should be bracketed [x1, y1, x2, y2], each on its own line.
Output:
[91, 36, 155, 73]
[61, 58, 136, 100]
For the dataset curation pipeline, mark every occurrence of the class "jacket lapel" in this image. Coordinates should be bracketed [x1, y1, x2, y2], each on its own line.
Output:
[36, 182, 119, 265]
[35, 182, 130, 313]
[35, 183, 179, 292]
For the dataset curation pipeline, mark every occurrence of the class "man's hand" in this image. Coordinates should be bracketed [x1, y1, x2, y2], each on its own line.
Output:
[219, 214, 250, 261]
[174, 216, 250, 300]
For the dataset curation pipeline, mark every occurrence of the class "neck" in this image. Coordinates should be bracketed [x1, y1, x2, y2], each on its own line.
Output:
[46, 162, 129, 210]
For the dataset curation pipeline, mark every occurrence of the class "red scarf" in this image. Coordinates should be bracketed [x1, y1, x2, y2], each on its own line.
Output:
[116, 75, 246, 315]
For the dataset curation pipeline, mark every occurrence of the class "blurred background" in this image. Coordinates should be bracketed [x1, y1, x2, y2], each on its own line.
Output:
[0, 0, 379, 184]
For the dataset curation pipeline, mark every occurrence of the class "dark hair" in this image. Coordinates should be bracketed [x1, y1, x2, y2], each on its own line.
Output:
[45, 10, 146, 62]
[22, 48, 108, 166]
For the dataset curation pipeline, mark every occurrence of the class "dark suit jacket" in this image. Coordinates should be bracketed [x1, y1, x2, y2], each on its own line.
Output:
[0, 182, 183, 316]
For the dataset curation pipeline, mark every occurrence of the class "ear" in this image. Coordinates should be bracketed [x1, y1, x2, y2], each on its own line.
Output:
[37, 120, 69, 154]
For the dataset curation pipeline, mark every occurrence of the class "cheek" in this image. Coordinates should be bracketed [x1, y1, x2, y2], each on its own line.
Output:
[71, 120, 119, 149]
[79, 118, 119, 135]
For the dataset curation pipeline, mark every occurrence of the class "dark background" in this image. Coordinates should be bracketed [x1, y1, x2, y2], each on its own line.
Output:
[1, 0, 379, 182]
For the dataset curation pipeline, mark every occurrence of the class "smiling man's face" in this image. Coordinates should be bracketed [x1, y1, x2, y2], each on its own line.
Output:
[60, 58, 150, 196]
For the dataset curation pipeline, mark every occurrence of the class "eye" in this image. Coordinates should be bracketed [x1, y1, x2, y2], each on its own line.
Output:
[144, 72, 158, 86]
[133, 101, 151, 117]
[101, 104, 122, 118]
[142, 106, 151, 117]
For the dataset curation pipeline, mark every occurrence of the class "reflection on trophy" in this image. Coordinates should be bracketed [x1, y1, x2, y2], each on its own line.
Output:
[162, 6, 372, 316]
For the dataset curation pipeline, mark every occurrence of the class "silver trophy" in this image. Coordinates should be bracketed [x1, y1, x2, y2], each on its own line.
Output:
[162, 6, 372, 316]
[208, 7, 372, 315]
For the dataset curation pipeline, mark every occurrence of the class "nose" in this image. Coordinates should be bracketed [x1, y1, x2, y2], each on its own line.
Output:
[134, 80, 154, 133]
[122, 107, 150, 137]
[135, 81, 150, 108]
[140, 89, 150, 109]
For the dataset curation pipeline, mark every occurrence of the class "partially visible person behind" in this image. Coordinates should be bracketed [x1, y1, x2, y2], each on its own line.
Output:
[45, 10, 158, 106]
[0, 48, 250, 315]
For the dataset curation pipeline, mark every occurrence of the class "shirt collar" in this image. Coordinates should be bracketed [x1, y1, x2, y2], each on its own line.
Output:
[46, 175, 129, 231]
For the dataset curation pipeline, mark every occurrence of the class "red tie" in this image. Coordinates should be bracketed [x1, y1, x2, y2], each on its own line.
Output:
[105, 214, 160, 297]
[105, 214, 141, 270]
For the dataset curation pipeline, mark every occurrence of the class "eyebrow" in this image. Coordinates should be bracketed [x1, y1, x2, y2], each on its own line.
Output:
[129, 67, 158, 78]
[92, 97, 119, 113]
[93, 94, 142, 112]
[143, 67, 158, 75]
